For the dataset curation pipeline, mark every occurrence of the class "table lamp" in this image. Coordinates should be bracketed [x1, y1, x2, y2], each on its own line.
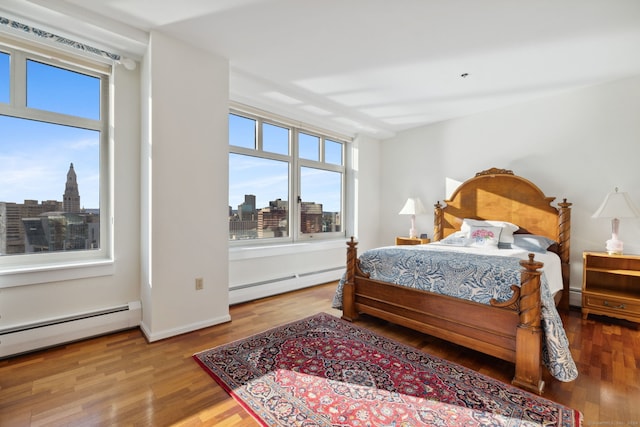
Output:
[399, 197, 426, 239]
[591, 187, 640, 254]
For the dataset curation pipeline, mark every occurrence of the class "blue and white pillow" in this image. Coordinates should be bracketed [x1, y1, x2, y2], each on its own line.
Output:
[512, 234, 557, 253]
[440, 231, 471, 246]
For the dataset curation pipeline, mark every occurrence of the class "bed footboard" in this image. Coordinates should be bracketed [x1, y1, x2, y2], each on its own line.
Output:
[342, 238, 545, 394]
[341, 237, 359, 322]
[513, 254, 544, 394]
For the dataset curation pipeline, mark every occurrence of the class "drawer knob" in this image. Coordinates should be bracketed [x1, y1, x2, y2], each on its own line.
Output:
[603, 300, 625, 310]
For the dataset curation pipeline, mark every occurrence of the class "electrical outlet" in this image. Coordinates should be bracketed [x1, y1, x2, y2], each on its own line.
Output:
[195, 277, 204, 290]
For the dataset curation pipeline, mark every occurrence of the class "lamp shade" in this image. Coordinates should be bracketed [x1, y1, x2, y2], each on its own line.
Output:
[398, 197, 426, 215]
[592, 188, 640, 219]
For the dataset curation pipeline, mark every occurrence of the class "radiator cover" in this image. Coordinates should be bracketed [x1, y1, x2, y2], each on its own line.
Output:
[0, 301, 142, 359]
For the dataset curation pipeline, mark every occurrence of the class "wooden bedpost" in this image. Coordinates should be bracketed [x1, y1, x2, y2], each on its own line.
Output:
[342, 237, 358, 322]
[557, 199, 572, 311]
[433, 201, 443, 242]
[512, 253, 544, 395]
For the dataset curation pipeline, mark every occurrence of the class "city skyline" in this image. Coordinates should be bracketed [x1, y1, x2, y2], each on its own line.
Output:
[2, 55, 338, 213]
[0, 117, 99, 208]
[0, 162, 100, 255]
[228, 152, 342, 213]
[228, 112, 343, 215]
[1, 54, 101, 209]
[229, 194, 325, 213]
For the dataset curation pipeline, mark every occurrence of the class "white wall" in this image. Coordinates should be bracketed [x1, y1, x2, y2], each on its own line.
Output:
[135, 31, 386, 335]
[9, 6, 635, 351]
[0, 27, 234, 351]
[351, 134, 384, 251]
[140, 31, 231, 341]
[0, 17, 383, 354]
[379, 75, 640, 305]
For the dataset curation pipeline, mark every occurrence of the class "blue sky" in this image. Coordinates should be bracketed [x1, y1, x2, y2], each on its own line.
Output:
[228, 113, 342, 213]
[0, 116, 100, 208]
[228, 155, 341, 213]
[0, 54, 101, 209]
[1, 51, 339, 213]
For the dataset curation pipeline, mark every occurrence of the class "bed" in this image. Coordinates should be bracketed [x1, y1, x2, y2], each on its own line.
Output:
[334, 168, 577, 394]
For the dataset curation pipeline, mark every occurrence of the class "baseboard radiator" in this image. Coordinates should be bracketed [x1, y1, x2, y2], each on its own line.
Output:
[229, 267, 343, 305]
[0, 301, 142, 359]
[569, 288, 582, 308]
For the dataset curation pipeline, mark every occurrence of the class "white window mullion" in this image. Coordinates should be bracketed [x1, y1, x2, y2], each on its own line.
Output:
[291, 130, 300, 241]
[12, 50, 26, 108]
[256, 117, 263, 151]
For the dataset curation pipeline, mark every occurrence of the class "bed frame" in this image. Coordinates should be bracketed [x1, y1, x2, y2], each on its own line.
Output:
[342, 168, 572, 394]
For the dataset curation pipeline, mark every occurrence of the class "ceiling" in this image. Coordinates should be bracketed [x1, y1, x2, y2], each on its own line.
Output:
[4, 0, 640, 138]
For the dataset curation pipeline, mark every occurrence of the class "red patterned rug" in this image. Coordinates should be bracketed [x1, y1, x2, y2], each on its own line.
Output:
[193, 313, 582, 426]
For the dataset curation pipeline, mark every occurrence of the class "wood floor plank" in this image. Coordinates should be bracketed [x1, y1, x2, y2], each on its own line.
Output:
[1, 281, 639, 426]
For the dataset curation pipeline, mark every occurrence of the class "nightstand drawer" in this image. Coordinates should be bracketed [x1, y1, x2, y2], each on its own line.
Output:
[583, 293, 640, 318]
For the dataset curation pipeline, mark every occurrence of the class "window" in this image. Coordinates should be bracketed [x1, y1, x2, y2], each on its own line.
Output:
[0, 39, 109, 263]
[229, 109, 347, 242]
[0, 51, 8, 104]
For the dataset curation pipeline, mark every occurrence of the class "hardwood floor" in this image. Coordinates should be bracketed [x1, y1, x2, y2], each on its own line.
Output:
[1, 281, 638, 426]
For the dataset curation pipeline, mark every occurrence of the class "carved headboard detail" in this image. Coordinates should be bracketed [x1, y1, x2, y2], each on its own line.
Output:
[433, 168, 572, 309]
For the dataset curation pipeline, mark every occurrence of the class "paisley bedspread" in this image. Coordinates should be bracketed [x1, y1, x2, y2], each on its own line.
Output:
[332, 245, 578, 382]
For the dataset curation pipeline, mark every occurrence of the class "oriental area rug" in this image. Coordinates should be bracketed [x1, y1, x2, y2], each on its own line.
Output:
[193, 313, 582, 427]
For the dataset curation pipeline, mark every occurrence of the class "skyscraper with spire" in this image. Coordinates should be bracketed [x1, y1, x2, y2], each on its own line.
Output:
[1, 162, 100, 255]
[63, 162, 81, 213]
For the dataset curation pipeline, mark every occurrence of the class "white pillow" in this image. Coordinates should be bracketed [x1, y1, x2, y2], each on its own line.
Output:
[469, 225, 502, 248]
[512, 234, 557, 253]
[461, 219, 519, 244]
[440, 231, 471, 246]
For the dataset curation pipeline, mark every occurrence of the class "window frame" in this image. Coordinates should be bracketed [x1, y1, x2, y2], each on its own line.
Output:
[229, 106, 348, 246]
[0, 36, 112, 280]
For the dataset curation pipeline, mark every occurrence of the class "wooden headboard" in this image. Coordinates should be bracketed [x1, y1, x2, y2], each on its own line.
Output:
[433, 168, 572, 309]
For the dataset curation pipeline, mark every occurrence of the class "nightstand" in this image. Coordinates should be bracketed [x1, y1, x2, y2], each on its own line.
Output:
[395, 236, 430, 245]
[582, 251, 640, 323]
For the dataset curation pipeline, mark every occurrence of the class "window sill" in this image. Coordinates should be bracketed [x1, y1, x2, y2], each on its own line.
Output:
[229, 239, 346, 261]
[0, 258, 115, 288]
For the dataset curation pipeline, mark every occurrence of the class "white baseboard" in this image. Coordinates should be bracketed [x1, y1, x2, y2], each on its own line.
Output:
[139, 313, 232, 343]
[0, 302, 141, 359]
[140, 269, 342, 341]
[229, 269, 342, 305]
[569, 288, 582, 308]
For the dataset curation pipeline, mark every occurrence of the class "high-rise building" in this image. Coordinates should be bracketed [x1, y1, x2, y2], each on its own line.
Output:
[237, 194, 256, 221]
[300, 201, 323, 234]
[0, 200, 62, 254]
[228, 196, 340, 239]
[63, 163, 81, 213]
[0, 164, 99, 255]
[257, 199, 288, 238]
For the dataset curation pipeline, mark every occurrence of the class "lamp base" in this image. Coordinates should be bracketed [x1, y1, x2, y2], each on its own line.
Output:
[605, 238, 623, 255]
[409, 215, 417, 239]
